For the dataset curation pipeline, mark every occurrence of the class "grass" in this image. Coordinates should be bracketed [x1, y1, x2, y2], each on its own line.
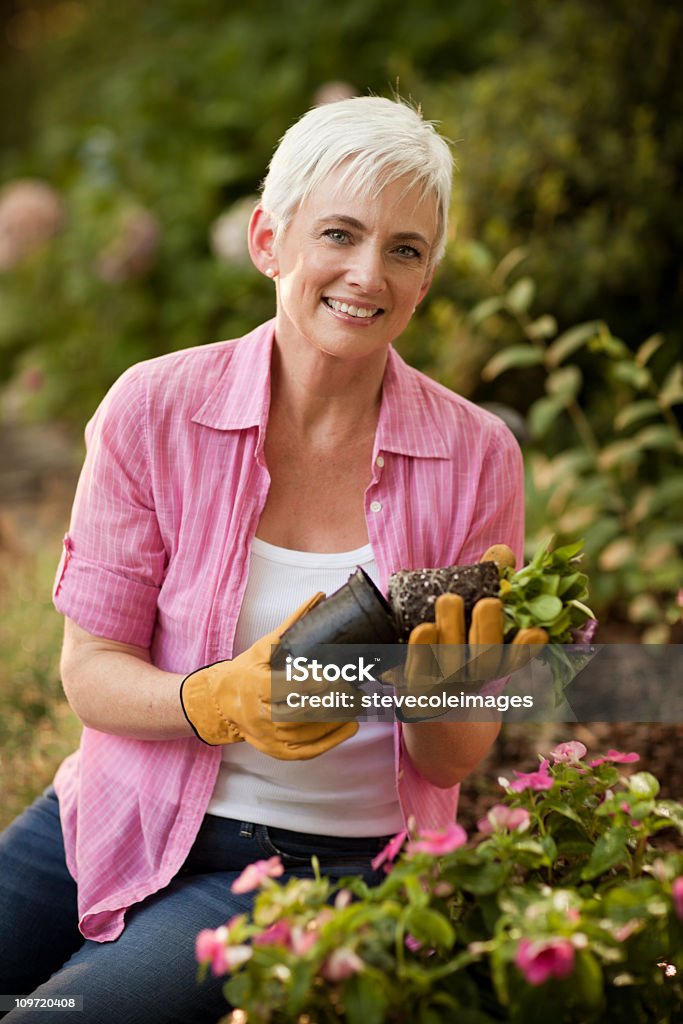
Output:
[0, 522, 81, 830]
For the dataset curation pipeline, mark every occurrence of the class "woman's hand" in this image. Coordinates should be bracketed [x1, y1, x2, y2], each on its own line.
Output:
[180, 594, 359, 759]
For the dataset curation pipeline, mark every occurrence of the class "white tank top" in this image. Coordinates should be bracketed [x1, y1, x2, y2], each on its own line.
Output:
[206, 537, 404, 836]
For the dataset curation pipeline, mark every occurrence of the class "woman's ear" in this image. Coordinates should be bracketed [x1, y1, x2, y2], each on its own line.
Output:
[248, 205, 278, 278]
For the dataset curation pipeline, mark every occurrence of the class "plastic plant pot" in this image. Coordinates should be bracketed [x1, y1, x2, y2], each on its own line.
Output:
[271, 567, 400, 671]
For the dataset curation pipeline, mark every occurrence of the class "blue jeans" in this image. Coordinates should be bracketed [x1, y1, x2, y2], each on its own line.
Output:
[0, 788, 391, 1023]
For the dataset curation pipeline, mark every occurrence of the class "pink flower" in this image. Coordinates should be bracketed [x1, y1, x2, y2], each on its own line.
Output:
[371, 830, 407, 871]
[571, 618, 598, 644]
[550, 741, 587, 763]
[478, 804, 531, 834]
[195, 925, 252, 975]
[230, 856, 284, 894]
[515, 937, 575, 986]
[589, 750, 640, 767]
[290, 927, 319, 956]
[673, 878, 683, 921]
[321, 947, 364, 981]
[407, 823, 467, 856]
[252, 919, 292, 948]
[509, 759, 554, 793]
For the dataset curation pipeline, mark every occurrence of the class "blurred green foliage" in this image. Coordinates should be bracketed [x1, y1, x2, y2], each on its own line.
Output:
[0, 540, 81, 829]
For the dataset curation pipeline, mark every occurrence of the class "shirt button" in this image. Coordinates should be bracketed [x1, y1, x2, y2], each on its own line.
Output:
[375, 455, 385, 468]
[370, 500, 382, 513]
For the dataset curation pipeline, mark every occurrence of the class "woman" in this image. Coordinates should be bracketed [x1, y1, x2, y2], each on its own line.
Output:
[0, 96, 523, 1022]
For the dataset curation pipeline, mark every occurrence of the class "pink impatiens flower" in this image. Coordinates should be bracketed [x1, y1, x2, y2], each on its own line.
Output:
[589, 750, 640, 767]
[477, 804, 530, 835]
[371, 830, 407, 871]
[515, 937, 575, 986]
[673, 877, 683, 921]
[230, 856, 284, 894]
[321, 947, 364, 981]
[195, 924, 252, 975]
[252, 919, 292, 948]
[550, 741, 587, 763]
[509, 759, 554, 793]
[407, 823, 467, 856]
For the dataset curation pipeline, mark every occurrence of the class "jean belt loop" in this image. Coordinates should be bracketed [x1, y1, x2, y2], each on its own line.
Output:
[239, 821, 255, 838]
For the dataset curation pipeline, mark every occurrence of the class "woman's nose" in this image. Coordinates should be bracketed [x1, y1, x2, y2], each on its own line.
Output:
[345, 244, 386, 294]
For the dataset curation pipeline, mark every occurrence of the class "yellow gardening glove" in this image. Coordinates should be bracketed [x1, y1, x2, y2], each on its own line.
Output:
[180, 593, 359, 759]
[395, 546, 548, 721]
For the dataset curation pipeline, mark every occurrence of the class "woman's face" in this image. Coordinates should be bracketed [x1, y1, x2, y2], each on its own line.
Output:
[255, 167, 438, 365]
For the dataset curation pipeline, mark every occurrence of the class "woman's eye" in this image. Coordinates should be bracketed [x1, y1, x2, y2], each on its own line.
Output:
[323, 228, 350, 243]
[394, 245, 421, 260]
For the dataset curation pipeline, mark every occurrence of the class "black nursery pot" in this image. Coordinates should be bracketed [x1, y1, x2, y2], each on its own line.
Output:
[271, 567, 400, 671]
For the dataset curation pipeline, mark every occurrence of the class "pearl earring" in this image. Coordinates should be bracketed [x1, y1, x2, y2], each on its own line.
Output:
[265, 268, 275, 278]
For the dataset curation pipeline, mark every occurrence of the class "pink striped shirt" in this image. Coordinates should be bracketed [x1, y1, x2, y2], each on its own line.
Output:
[52, 319, 524, 942]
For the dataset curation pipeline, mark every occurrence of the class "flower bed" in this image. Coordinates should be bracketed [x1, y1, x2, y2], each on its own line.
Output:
[197, 744, 683, 1023]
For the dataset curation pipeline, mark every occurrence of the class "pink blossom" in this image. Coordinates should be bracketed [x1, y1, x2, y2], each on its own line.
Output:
[550, 741, 587, 763]
[407, 823, 467, 856]
[589, 750, 640, 767]
[515, 937, 575, 986]
[673, 878, 683, 921]
[252, 919, 292, 948]
[614, 919, 643, 942]
[509, 759, 554, 793]
[571, 618, 598, 644]
[371, 830, 407, 871]
[195, 925, 252, 975]
[478, 804, 531, 834]
[321, 947, 364, 981]
[334, 888, 353, 910]
[230, 856, 284, 894]
[405, 934, 438, 957]
[290, 927, 319, 956]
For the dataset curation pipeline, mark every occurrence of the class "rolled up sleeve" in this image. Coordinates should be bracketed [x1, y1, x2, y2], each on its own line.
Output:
[53, 366, 167, 648]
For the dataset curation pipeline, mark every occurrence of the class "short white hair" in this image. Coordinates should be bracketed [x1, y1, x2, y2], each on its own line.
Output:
[260, 96, 453, 265]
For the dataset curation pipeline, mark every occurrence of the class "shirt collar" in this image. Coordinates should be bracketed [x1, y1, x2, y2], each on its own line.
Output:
[376, 346, 450, 458]
[192, 319, 449, 459]
[191, 319, 275, 433]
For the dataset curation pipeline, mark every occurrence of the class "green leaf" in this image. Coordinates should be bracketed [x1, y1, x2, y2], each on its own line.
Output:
[525, 594, 563, 622]
[545, 320, 601, 367]
[635, 333, 665, 366]
[613, 399, 660, 431]
[506, 276, 535, 313]
[581, 827, 629, 880]
[652, 800, 683, 834]
[546, 365, 582, 400]
[528, 395, 566, 438]
[468, 295, 505, 326]
[544, 799, 588, 828]
[404, 907, 455, 950]
[574, 949, 604, 1008]
[610, 361, 652, 390]
[526, 314, 558, 340]
[628, 800, 654, 820]
[343, 972, 388, 1024]
[628, 772, 660, 799]
[658, 362, 683, 408]
[597, 439, 642, 470]
[633, 424, 681, 450]
[481, 345, 545, 381]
